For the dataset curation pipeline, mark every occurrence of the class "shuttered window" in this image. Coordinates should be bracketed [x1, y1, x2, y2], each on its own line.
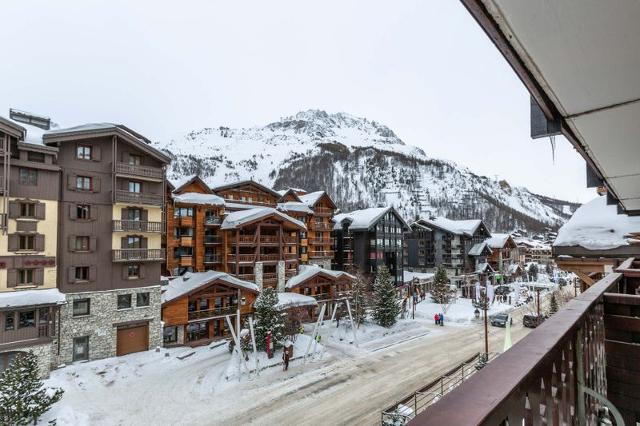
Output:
[18, 168, 37, 186]
[76, 176, 92, 191]
[19, 235, 34, 250]
[18, 269, 34, 285]
[76, 145, 92, 160]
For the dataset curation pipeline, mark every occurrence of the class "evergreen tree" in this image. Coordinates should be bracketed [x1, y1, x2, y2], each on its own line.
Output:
[431, 265, 456, 313]
[0, 352, 63, 425]
[372, 265, 400, 328]
[350, 269, 369, 327]
[253, 287, 285, 351]
[549, 291, 559, 315]
[528, 263, 539, 281]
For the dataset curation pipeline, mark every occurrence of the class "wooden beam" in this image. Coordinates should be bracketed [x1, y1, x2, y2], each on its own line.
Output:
[575, 270, 595, 287]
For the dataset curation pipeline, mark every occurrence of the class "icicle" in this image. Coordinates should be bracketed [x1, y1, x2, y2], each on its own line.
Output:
[549, 135, 556, 164]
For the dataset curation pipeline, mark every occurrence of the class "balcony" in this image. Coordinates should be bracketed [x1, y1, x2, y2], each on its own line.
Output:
[285, 269, 297, 278]
[309, 238, 331, 246]
[112, 220, 163, 233]
[178, 255, 193, 267]
[236, 274, 255, 281]
[204, 255, 221, 264]
[205, 217, 222, 226]
[227, 254, 255, 263]
[188, 305, 238, 321]
[312, 222, 332, 231]
[179, 236, 193, 247]
[284, 253, 298, 261]
[115, 190, 163, 206]
[314, 207, 334, 216]
[308, 250, 334, 259]
[112, 248, 165, 262]
[115, 162, 163, 181]
[204, 235, 221, 244]
[412, 259, 640, 425]
[1, 323, 54, 349]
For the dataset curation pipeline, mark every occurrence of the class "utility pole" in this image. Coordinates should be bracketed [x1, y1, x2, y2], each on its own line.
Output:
[536, 289, 541, 317]
[483, 296, 489, 360]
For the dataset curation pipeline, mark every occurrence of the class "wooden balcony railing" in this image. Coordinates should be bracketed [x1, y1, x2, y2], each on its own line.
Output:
[112, 248, 165, 262]
[115, 162, 163, 180]
[261, 254, 280, 262]
[411, 270, 633, 426]
[285, 269, 297, 278]
[314, 207, 334, 216]
[311, 222, 332, 231]
[188, 305, 238, 321]
[284, 253, 298, 261]
[263, 272, 277, 280]
[115, 190, 163, 206]
[112, 220, 163, 233]
[227, 254, 255, 263]
[204, 235, 221, 244]
[308, 250, 334, 259]
[178, 255, 193, 267]
[205, 217, 222, 226]
[309, 238, 331, 246]
[204, 255, 221, 263]
[237, 274, 255, 281]
[0, 323, 54, 347]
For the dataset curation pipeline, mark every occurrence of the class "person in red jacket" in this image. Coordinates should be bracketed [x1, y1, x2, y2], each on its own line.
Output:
[434, 313, 440, 325]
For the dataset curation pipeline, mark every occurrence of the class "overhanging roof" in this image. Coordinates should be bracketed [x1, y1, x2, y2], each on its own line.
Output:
[462, 0, 640, 214]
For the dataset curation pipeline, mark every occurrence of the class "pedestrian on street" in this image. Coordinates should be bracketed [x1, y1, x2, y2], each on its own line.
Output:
[282, 347, 290, 371]
[434, 313, 440, 325]
[440, 313, 444, 326]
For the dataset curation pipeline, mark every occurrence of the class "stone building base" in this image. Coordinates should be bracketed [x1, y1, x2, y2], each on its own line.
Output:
[0, 342, 55, 378]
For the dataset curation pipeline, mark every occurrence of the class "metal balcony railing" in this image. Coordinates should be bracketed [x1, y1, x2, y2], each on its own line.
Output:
[115, 190, 163, 206]
[188, 305, 238, 321]
[112, 220, 163, 233]
[112, 248, 165, 262]
[115, 162, 163, 180]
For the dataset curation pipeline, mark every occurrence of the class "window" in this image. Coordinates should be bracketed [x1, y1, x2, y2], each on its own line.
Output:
[174, 207, 193, 218]
[199, 298, 209, 310]
[126, 208, 141, 221]
[75, 236, 90, 251]
[127, 236, 141, 248]
[76, 145, 92, 160]
[18, 311, 35, 328]
[128, 154, 142, 166]
[163, 326, 178, 344]
[20, 203, 35, 218]
[4, 313, 15, 331]
[73, 299, 90, 317]
[19, 168, 37, 185]
[73, 336, 89, 361]
[117, 294, 132, 310]
[128, 181, 141, 193]
[17, 269, 34, 285]
[27, 151, 45, 163]
[75, 266, 89, 281]
[77, 204, 90, 220]
[19, 235, 35, 251]
[76, 176, 92, 191]
[127, 265, 140, 278]
[136, 292, 150, 307]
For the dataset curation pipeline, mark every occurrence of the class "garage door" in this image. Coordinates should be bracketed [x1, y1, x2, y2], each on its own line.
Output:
[116, 324, 149, 356]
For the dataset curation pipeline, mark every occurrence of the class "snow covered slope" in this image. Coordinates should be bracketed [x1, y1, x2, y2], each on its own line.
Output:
[155, 110, 578, 232]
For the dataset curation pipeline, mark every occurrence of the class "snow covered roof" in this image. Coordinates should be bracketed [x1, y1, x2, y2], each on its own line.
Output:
[0, 288, 66, 309]
[0, 112, 62, 146]
[298, 191, 325, 207]
[276, 202, 313, 215]
[275, 292, 318, 310]
[221, 207, 306, 230]
[507, 263, 524, 274]
[485, 233, 514, 249]
[468, 242, 492, 256]
[403, 271, 435, 283]
[173, 192, 224, 206]
[161, 271, 259, 304]
[285, 265, 355, 289]
[420, 217, 486, 237]
[554, 196, 640, 250]
[475, 262, 494, 274]
[333, 206, 408, 231]
[211, 179, 282, 199]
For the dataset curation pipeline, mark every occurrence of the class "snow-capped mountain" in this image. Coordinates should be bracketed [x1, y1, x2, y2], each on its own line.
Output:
[155, 109, 579, 232]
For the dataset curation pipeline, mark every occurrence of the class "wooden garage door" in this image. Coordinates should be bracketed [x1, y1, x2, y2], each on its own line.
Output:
[116, 324, 149, 356]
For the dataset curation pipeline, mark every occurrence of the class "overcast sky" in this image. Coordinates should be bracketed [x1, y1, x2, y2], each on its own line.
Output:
[1, 0, 595, 203]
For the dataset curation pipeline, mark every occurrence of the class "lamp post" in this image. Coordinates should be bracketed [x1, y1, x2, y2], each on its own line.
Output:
[483, 293, 489, 361]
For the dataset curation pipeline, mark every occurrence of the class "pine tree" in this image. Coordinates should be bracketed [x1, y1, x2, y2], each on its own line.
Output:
[254, 287, 285, 351]
[528, 263, 539, 281]
[372, 265, 400, 328]
[350, 269, 369, 327]
[0, 352, 63, 425]
[549, 291, 559, 315]
[431, 265, 456, 313]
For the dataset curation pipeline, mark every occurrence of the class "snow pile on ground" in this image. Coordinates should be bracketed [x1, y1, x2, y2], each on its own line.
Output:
[414, 297, 512, 324]
[554, 196, 640, 250]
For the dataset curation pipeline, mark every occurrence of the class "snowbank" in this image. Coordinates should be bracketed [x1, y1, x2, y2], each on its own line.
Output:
[414, 297, 512, 324]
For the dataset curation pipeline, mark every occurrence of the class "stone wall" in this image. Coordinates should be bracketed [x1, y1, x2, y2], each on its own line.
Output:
[0, 342, 54, 378]
[277, 261, 285, 292]
[57, 285, 162, 365]
[254, 261, 263, 290]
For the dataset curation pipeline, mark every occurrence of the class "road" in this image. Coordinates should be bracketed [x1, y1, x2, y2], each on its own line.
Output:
[217, 319, 532, 426]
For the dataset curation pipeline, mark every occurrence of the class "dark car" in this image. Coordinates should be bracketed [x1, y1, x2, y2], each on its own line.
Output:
[490, 313, 512, 327]
[523, 314, 545, 328]
[494, 285, 511, 296]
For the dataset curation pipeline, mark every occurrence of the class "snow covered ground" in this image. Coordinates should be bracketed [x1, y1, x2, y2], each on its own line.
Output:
[414, 297, 513, 325]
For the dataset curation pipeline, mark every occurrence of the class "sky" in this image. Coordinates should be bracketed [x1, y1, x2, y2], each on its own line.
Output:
[0, 0, 595, 203]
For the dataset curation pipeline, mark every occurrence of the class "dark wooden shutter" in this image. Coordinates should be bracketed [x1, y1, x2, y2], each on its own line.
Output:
[34, 268, 44, 286]
[141, 209, 148, 221]
[92, 177, 101, 193]
[141, 237, 148, 249]
[121, 236, 128, 249]
[139, 265, 146, 279]
[89, 237, 97, 252]
[122, 152, 129, 164]
[122, 265, 129, 279]
[68, 267, 76, 284]
[35, 234, 45, 252]
[89, 205, 98, 221]
[67, 174, 76, 191]
[7, 269, 17, 287]
[35, 202, 45, 220]
[121, 208, 128, 220]
[7, 234, 18, 251]
[8, 201, 20, 218]
[69, 204, 78, 220]
[92, 146, 101, 161]
[89, 266, 97, 281]
[68, 235, 77, 251]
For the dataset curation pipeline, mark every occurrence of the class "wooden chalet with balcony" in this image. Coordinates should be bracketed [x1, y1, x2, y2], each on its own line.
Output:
[161, 271, 259, 346]
[284, 264, 354, 316]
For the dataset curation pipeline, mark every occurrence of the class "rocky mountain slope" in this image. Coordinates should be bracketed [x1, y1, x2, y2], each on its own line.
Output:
[155, 110, 579, 232]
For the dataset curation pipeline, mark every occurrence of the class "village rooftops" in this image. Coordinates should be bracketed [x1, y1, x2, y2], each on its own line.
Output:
[333, 206, 409, 231]
[0, 111, 62, 147]
[0, 288, 66, 309]
[468, 242, 492, 257]
[554, 196, 640, 251]
[275, 292, 318, 310]
[173, 192, 225, 206]
[161, 271, 259, 304]
[419, 217, 487, 237]
[285, 264, 355, 289]
[220, 207, 306, 230]
[276, 202, 313, 214]
[210, 179, 282, 200]
[484, 233, 515, 249]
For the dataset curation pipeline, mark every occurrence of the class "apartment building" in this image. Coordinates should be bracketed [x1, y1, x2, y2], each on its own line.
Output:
[332, 207, 408, 286]
[0, 111, 64, 377]
[403, 221, 435, 271]
[43, 123, 170, 363]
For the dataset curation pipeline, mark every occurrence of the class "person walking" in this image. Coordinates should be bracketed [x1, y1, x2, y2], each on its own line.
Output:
[434, 313, 440, 325]
[440, 312, 444, 326]
[282, 347, 290, 371]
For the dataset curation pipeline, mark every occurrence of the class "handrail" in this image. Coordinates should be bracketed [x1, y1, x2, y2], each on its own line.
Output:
[112, 248, 165, 262]
[112, 220, 163, 233]
[115, 190, 163, 206]
[115, 162, 163, 179]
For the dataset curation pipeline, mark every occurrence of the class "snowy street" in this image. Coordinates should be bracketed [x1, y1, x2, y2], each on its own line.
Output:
[40, 294, 550, 426]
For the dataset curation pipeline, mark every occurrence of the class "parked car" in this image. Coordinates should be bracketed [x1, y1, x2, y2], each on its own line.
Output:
[494, 285, 511, 296]
[523, 314, 546, 328]
[490, 313, 512, 327]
